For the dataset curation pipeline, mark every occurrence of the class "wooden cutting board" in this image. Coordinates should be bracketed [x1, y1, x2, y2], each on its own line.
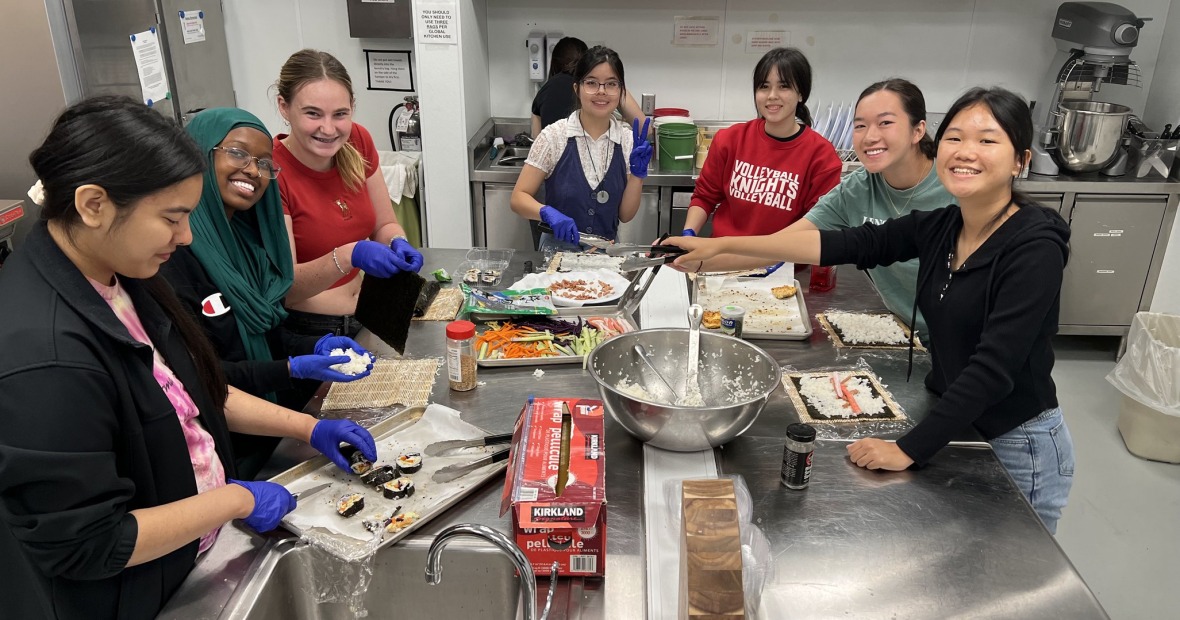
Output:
[680, 478, 745, 618]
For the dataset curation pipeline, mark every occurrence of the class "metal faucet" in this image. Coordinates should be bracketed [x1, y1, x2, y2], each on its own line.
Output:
[425, 523, 559, 620]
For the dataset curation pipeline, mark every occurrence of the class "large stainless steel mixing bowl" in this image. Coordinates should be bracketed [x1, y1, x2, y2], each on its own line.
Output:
[1054, 101, 1132, 172]
[587, 328, 781, 451]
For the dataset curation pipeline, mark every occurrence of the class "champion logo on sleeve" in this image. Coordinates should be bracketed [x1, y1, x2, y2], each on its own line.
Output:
[201, 293, 231, 317]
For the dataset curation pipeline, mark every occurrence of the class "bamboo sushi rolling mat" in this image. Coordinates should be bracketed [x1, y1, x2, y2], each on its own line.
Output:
[321, 357, 442, 410]
[412, 287, 463, 321]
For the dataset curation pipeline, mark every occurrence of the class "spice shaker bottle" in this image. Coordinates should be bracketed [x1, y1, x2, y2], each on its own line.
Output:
[781, 423, 816, 489]
[446, 320, 478, 391]
[720, 305, 745, 338]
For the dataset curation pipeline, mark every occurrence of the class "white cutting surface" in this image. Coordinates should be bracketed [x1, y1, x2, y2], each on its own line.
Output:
[281, 404, 501, 543]
[636, 267, 720, 618]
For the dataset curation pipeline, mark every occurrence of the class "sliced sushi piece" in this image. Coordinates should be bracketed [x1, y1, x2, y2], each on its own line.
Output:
[360, 464, 397, 487]
[342, 446, 373, 475]
[385, 511, 420, 534]
[463, 269, 481, 284]
[362, 506, 401, 533]
[336, 493, 365, 518]
[382, 476, 416, 500]
[396, 452, 423, 474]
[480, 271, 497, 284]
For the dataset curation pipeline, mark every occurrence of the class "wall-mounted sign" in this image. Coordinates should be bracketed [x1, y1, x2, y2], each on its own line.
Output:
[416, 1, 457, 45]
[673, 16, 719, 46]
[178, 10, 205, 44]
[745, 30, 788, 53]
[365, 50, 414, 92]
[130, 27, 169, 105]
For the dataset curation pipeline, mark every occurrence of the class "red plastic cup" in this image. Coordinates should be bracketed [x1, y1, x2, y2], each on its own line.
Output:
[809, 265, 838, 292]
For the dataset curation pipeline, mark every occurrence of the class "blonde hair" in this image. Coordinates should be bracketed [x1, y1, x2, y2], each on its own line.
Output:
[276, 49, 367, 191]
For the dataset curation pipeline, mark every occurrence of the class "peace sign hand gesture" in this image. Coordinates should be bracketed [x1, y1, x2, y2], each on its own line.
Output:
[629, 117, 653, 179]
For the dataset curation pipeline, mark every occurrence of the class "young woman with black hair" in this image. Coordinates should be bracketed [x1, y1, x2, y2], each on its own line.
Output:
[512, 46, 654, 251]
[690, 79, 952, 335]
[683, 47, 842, 239]
[0, 96, 377, 618]
[530, 37, 645, 137]
[669, 87, 1075, 533]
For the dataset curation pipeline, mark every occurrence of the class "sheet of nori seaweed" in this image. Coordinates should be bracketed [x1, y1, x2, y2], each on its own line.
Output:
[356, 269, 426, 354]
[413, 280, 442, 317]
[789, 375, 900, 421]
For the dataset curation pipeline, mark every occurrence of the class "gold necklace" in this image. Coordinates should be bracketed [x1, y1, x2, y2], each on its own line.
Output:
[884, 159, 932, 216]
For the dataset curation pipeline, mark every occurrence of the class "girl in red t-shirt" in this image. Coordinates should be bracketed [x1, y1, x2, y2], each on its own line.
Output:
[684, 47, 841, 239]
[273, 49, 423, 337]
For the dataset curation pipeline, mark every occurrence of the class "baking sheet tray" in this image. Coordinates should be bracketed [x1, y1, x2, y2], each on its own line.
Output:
[692, 277, 811, 340]
[270, 404, 508, 558]
[782, 371, 908, 424]
[474, 306, 637, 367]
[816, 312, 925, 351]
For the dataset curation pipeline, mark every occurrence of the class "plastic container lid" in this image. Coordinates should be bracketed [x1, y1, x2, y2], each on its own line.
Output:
[786, 423, 816, 442]
[446, 320, 476, 340]
[653, 107, 690, 117]
[652, 115, 694, 127]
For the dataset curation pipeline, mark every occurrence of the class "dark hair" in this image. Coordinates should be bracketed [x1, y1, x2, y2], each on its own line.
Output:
[753, 47, 813, 126]
[935, 87, 1037, 230]
[549, 37, 588, 78]
[276, 49, 366, 191]
[29, 95, 228, 406]
[858, 78, 937, 159]
[572, 46, 626, 109]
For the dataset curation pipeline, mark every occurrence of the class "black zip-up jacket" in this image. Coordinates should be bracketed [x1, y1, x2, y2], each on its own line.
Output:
[820, 203, 1070, 465]
[0, 223, 236, 619]
[158, 246, 316, 397]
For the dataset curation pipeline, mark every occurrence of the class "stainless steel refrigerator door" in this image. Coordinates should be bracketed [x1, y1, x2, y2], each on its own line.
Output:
[155, 0, 236, 123]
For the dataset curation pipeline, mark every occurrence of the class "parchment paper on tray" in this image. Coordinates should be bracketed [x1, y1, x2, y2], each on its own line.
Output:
[694, 277, 809, 339]
[321, 357, 441, 411]
[274, 404, 509, 559]
[816, 312, 925, 351]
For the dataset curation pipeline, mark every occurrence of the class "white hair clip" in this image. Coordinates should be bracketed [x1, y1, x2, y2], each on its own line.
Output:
[27, 179, 45, 206]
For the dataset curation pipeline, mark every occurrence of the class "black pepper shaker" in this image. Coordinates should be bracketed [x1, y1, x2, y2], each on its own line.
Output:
[780, 423, 816, 489]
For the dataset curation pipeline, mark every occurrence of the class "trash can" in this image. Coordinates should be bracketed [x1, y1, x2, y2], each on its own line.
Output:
[1106, 312, 1180, 462]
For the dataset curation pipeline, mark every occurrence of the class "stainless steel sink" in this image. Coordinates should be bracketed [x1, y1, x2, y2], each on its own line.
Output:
[221, 536, 522, 619]
[495, 146, 531, 167]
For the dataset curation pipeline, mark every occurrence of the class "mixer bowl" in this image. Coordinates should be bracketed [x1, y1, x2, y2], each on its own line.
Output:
[1054, 101, 1132, 172]
[587, 328, 781, 452]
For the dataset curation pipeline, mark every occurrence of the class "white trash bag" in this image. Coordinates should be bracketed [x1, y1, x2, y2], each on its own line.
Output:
[1106, 312, 1180, 418]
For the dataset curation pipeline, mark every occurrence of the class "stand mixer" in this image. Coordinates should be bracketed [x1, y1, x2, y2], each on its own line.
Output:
[1030, 2, 1148, 176]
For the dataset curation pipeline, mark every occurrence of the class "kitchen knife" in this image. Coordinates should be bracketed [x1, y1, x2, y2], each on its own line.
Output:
[424, 433, 514, 456]
[292, 482, 332, 502]
[432, 448, 511, 483]
[537, 223, 614, 250]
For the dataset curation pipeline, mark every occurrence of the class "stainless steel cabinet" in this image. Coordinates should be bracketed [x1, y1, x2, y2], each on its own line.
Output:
[666, 189, 715, 237]
[1060, 194, 1168, 327]
[615, 188, 660, 245]
[1028, 193, 1065, 213]
[480, 183, 534, 251]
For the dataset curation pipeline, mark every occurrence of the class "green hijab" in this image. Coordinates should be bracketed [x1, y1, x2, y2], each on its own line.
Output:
[185, 108, 294, 367]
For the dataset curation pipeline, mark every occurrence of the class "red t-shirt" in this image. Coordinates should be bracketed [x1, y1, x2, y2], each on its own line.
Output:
[690, 119, 842, 237]
[274, 123, 380, 288]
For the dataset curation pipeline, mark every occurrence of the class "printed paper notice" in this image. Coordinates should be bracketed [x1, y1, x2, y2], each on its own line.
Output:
[673, 16, 719, 46]
[746, 30, 787, 53]
[178, 10, 205, 44]
[130, 29, 169, 105]
[366, 50, 413, 91]
[416, 1, 457, 45]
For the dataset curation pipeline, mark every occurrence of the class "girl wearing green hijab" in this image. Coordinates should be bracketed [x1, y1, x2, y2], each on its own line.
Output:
[160, 109, 372, 472]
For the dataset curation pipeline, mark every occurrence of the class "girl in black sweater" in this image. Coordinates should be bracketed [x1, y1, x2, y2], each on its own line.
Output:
[668, 87, 1075, 533]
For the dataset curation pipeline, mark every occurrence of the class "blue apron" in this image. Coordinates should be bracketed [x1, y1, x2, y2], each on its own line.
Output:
[540, 136, 626, 252]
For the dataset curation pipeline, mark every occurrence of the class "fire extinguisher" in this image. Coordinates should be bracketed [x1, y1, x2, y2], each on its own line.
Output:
[388, 95, 422, 152]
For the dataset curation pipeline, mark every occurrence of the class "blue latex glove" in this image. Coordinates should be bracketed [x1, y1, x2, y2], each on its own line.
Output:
[680, 229, 697, 237]
[289, 353, 371, 382]
[231, 479, 296, 532]
[764, 261, 785, 275]
[389, 237, 425, 273]
[313, 334, 371, 359]
[629, 117, 653, 178]
[540, 206, 579, 245]
[350, 240, 402, 278]
[310, 419, 378, 473]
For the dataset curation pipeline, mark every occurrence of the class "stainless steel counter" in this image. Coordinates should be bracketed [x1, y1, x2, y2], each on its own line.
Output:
[166, 250, 1105, 618]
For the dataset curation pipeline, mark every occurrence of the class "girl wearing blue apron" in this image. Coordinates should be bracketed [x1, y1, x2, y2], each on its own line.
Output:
[511, 46, 653, 252]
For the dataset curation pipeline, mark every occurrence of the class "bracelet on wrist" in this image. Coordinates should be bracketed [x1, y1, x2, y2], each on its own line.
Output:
[331, 247, 348, 275]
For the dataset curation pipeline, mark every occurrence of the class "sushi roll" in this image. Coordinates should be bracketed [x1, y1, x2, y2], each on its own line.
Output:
[385, 511, 419, 534]
[342, 446, 372, 475]
[463, 269, 481, 284]
[360, 464, 397, 487]
[362, 507, 401, 533]
[396, 452, 423, 474]
[382, 476, 416, 500]
[336, 493, 365, 518]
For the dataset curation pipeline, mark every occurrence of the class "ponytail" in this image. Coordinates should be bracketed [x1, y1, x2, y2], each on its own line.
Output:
[796, 102, 813, 127]
[917, 134, 937, 159]
[335, 142, 367, 192]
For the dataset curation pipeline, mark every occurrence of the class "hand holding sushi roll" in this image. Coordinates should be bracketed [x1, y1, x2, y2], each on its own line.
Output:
[231, 479, 297, 532]
[311, 420, 378, 473]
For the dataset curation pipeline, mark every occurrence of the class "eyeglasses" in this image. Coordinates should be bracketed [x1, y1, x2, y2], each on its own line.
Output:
[213, 146, 281, 179]
[580, 78, 622, 95]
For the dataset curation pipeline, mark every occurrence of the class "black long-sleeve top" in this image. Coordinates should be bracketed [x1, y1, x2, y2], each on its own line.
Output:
[819, 203, 1070, 465]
